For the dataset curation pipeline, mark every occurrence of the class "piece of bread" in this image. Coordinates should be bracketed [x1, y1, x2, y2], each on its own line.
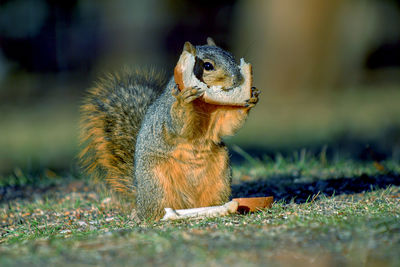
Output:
[174, 51, 253, 106]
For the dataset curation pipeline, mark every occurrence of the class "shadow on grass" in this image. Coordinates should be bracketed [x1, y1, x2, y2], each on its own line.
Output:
[1, 173, 400, 204]
[0, 176, 78, 203]
[231, 173, 400, 203]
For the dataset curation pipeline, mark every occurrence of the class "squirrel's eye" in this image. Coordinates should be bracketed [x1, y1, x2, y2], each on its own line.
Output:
[204, 62, 214, 71]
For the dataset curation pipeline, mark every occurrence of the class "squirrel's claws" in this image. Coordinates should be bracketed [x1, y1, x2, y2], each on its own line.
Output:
[251, 87, 260, 98]
[245, 86, 260, 107]
[247, 97, 259, 104]
[192, 86, 205, 94]
[174, 85, 205, 104]
[245, 103, 255, 108]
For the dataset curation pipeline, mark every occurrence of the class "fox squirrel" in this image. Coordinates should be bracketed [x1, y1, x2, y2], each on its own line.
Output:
[79, 38, 259, 220]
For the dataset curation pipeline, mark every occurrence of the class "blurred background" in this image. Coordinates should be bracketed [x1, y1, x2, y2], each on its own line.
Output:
[1, 0, 400, 175]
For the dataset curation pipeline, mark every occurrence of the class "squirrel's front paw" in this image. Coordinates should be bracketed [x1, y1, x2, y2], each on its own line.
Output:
[173, 84, 205, 104]
[245, 87, 260, 108]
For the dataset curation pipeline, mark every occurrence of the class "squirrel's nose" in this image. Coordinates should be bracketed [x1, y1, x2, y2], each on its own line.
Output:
[232, 73, 244, 88]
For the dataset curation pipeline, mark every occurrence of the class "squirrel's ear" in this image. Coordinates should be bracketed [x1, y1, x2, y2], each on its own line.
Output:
[183, 42, 196, 56]
[207, 37, 216, 46]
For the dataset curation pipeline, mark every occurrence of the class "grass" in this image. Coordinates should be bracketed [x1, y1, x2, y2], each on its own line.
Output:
[231, 146, 400, 183]
[1, 154, 400, 266]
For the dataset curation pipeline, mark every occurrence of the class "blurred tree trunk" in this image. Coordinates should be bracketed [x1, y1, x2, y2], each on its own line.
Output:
[232, 0, 380, 97]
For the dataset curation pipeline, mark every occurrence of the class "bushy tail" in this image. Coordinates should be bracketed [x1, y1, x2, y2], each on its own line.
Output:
[79, 67, 167, 197]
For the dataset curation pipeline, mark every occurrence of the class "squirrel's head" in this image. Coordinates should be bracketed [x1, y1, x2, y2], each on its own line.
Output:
[182, 38, 244, 90]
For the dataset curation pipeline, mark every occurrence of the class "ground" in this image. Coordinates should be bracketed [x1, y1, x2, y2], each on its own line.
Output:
[1, 154, 399, 266]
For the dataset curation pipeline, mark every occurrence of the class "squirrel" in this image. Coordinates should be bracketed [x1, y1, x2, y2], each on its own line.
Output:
[79, 38, 259, 221]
